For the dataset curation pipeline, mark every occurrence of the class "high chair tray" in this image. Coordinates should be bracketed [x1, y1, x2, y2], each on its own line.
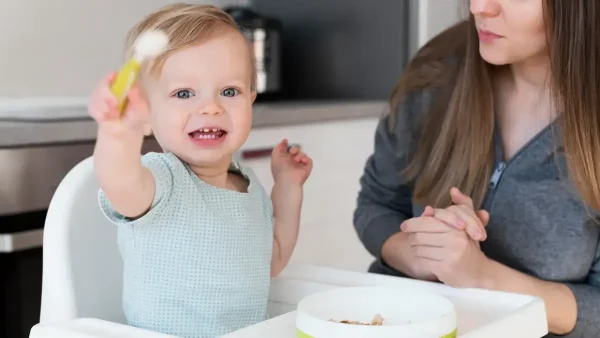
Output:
[30, 264, 548, 338]
[225, 264, 548, 338]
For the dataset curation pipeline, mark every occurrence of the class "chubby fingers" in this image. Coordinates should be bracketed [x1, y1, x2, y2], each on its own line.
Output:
[89, 72, 119, 121]
[122, 84, 150, 126]
[126, 84, 147, 110]
[295, 151, 312, 164]
[102, 72, 119, 116]
[272, 138, 289, 157]
[287, 144, 311, 164]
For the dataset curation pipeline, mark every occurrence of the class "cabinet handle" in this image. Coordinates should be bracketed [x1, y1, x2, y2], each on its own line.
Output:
[241, 144, 301, 160]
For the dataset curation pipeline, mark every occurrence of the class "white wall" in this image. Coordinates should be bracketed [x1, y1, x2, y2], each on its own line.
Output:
[0, 0, 249, 98]
[1, 0, 465, 99]
[417, 0, 466, 48]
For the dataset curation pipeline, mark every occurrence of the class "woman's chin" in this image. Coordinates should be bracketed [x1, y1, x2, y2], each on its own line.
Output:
[479, 47, 512, 66]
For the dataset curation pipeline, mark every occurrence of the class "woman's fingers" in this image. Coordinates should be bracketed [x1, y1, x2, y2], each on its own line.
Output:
[412, 245, 445, 261]
[421, 205, 435, 217]
[431, 208, 467, 230]
[476, 209, 490, 226]
[415, 189, 490, 242]
[449, 187, 489, 235]
[401, 216, 452, 233]
[408, 232, 448, 248]
[450, 187, 474, 209]
[447, 205, 487, 241]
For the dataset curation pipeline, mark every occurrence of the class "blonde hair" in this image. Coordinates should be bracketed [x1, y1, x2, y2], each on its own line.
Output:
[125, 3, 256, 88]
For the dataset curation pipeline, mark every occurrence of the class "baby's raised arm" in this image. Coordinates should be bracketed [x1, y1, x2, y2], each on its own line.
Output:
[90, 73, 155, 218]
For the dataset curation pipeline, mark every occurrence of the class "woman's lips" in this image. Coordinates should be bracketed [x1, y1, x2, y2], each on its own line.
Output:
[478, 29, 502, 43]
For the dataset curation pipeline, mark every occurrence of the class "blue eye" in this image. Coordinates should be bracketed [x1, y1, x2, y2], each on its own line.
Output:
[174, 89, 194, 99]
[221, 88, 239, 97]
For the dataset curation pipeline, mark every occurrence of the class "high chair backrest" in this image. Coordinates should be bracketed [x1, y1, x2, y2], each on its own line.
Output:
[40, 156, 125, 324]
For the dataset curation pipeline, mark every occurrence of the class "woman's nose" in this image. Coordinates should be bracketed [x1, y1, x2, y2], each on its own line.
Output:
[470, 0, 501, 17]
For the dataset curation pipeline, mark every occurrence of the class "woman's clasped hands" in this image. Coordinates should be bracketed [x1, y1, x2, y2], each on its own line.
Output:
[401, 188, 492, 288]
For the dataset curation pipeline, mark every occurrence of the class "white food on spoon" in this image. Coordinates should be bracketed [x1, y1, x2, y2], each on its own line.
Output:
[132, 30, 169, 62]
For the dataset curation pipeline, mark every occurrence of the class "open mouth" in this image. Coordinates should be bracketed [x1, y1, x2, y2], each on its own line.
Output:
[188, 128, 227, 140]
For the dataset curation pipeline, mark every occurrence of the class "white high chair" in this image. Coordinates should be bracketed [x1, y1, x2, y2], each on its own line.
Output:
[31, 156, 172, 337]
[38, 156, 123, 324]
[29, 155, 549, 338]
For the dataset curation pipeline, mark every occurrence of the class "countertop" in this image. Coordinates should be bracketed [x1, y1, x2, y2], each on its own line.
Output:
[0, 99, 386, 147]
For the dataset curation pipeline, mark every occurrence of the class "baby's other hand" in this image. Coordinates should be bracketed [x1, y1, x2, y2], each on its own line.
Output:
[88, 72, 150, 136]
[271, 139, 313, 186]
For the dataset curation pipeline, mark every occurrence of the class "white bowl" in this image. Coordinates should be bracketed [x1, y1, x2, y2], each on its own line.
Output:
[296, 286, 457, 338]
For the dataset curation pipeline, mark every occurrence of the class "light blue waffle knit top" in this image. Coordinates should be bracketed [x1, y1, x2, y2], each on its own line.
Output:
[98, 152, 274, 338]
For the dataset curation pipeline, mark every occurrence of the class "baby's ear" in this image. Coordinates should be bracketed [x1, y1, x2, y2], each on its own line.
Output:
[143, 124, 152, 136]
[251, 91, 257, 103]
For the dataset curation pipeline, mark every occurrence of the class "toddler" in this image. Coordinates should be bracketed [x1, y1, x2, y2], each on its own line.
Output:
[88, 4, 312, 337]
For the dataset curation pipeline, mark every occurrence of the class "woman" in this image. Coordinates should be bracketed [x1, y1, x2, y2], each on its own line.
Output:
[353, 1, 600, 337]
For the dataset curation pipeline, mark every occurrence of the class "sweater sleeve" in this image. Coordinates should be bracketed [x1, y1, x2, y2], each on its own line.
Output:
[353, 90, 428, 260]
[562, 242, 600, 337]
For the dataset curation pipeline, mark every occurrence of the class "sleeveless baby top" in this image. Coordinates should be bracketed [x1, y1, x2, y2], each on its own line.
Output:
[98, 152, 274, 338]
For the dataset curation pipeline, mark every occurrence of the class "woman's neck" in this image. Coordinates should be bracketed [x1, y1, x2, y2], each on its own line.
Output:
[492, 56, 556, 160]
[509, 53, 551, 91]
[496, 53, 556, 118]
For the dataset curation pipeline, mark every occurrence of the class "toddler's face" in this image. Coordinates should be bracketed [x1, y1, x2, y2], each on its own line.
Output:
[144, 30, 256, 168]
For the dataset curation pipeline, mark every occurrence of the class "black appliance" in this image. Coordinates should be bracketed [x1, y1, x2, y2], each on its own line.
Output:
[250, 0, 411, 101]
[225, 6, 282, 100]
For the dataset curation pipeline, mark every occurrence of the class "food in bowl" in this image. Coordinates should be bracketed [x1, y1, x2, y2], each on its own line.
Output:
[329, 313, 384, 326]
[296, 286, 457, 338]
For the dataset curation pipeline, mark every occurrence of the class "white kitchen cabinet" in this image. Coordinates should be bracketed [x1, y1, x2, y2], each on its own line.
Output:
[238, 117, 379, 272]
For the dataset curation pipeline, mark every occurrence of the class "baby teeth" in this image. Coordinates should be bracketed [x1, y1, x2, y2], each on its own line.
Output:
[194, 134, 217, 139]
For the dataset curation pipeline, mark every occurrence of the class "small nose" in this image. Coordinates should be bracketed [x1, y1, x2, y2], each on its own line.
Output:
[198, 100, 224, 115]
[470, 0, 500, 17]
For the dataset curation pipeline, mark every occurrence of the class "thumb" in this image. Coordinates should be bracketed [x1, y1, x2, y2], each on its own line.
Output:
[272, 138, 289, 157]
[450, 187, 474, 209]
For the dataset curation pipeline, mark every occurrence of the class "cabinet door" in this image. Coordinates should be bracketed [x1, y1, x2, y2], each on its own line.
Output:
[239, 117, 379, 271]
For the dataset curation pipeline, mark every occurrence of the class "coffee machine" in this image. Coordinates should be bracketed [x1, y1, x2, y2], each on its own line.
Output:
[225, 6, 283, 100]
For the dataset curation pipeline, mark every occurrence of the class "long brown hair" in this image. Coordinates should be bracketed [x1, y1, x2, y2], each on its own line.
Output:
[392, 1, 600, 211]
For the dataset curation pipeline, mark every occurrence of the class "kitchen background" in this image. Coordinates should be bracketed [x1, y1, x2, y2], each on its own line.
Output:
[0, 1, 465, 337]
